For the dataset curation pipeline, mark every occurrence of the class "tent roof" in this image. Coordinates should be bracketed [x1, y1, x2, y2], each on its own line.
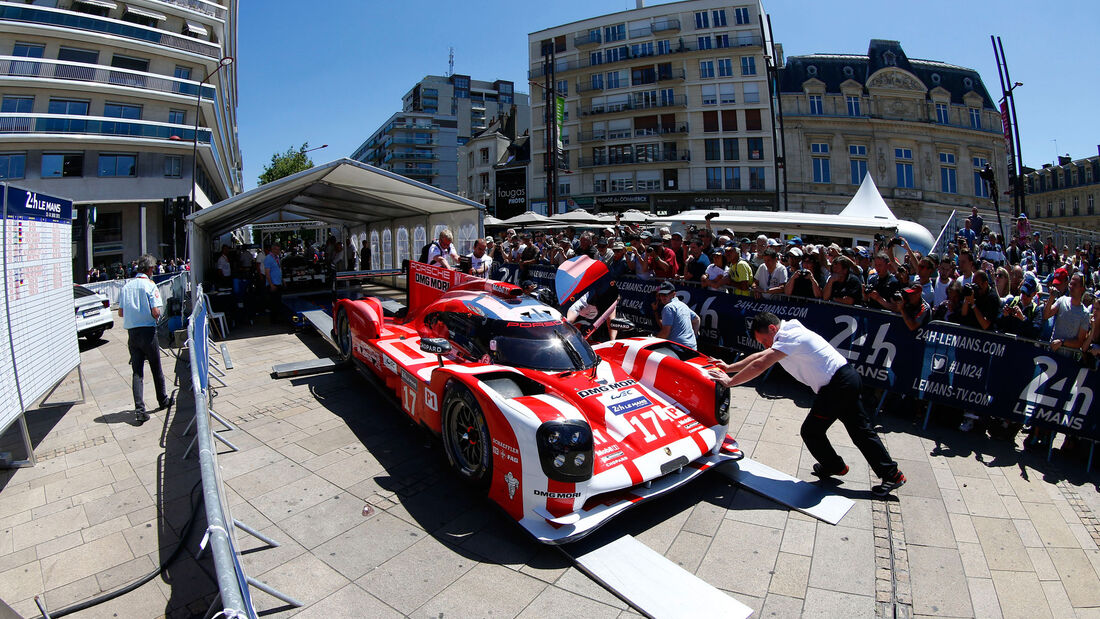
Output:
[838, 173, 898, 221]
[188, 158, 483, 236]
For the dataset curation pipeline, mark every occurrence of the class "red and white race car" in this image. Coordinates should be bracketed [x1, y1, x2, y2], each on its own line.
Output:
[332, 262, 743, 544]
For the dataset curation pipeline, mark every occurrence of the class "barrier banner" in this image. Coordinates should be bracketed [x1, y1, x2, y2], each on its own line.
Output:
[484, 262, 1100, 439]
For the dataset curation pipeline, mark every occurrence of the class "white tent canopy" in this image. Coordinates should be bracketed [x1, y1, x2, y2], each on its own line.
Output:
[839, 173, 897, 221]
[187, 158, 484, 292]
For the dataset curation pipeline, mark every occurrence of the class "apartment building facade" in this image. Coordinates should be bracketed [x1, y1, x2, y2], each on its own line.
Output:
[1024, 154, 1100, 233]
[351, 74, 529, 194]
[0, 0, 241, 277]
[528, 0, 777, 215]
[778, 39, 1008, 234]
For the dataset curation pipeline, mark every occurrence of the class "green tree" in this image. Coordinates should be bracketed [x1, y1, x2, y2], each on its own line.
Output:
[257, 142, 314, 185]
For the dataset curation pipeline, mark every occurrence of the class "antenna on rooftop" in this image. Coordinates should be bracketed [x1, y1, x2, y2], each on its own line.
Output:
[447, 47, 454, 77]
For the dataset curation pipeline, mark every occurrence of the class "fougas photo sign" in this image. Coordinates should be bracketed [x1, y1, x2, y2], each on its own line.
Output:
[495, 169, 526, 218]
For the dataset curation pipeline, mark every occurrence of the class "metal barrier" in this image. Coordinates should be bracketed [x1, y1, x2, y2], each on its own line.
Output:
[85, 272, 187, 309]
[185, 288, 300, 618]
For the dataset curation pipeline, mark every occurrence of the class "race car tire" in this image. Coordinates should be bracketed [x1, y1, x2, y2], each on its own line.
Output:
[335, 307, 352, 362]
[441, 383, 492, 492]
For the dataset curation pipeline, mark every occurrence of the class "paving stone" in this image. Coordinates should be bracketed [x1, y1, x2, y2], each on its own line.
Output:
[249, 472, 342, 523]
[768, 551, 810, 598]
[1023, 501, 1082, 548]
[750, 440, 803, 477]
[956, 476, 1009, 518]
[553, 565, 629, 609]
[278, 494, 367, 550]
[416, 562, 546, 618]
[759, 593, 805, 618]
[224, 457, 310, 500]
[664, 530, 711, 574]
[957, 541, 991, 578]
[0, 560, 43, 605]
[1012, 518, 1045, 548]
[313, 511, 424, 581]
[357, 534, 475, 614]
[973, 516, 1033, 572]
[903, 495, 955, 548]
[517, 583, 623, 619]
[38, 531, 133, 590]
[37, 573, 102, 611]
[294, 425, 362, 456]
[909, 544, 972, 617]
[941, 487, 968, 515]
[252, 540, 351, 613]
[1047, 547, 1100, 607]
[967, 576, 1004, 619]
[80, 485, 154, 526]
[894, 458, 941, 499]
[808, 521, 875, 596]
[1039, 580, 1077, 619]
[779, 517, 816, 557]
[801, 587, 874, 618]
[1026, 546, 1060, 582]
[948, 512, 979, 544]
[990, 570, 1052, 619]
[292, 583, 402, 619]
[11, 504, 89, 552]
[0, 487, 46, 520]
[697, 520, 782, 597]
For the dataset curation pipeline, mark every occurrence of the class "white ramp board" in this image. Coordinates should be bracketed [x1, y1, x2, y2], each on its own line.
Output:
[300, 309, 335, 347]
[719, 458, 854, 525]
[568, 535, 753, 619]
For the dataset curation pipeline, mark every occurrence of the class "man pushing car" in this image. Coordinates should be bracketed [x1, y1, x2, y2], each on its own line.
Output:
[708, 312, 906, 496]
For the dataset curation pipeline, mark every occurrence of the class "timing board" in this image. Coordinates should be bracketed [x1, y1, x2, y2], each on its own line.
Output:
[0, 185, 77, 439]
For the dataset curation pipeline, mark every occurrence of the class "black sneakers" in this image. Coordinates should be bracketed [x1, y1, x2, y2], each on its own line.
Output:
[872, 471, 907, 496]
[158, 395, 174, 411]
[134, 411, 150, 425]
[811, 463, 849, 478]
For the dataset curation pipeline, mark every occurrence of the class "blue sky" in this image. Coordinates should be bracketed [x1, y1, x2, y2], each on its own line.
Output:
[237, 0, 1098, 190]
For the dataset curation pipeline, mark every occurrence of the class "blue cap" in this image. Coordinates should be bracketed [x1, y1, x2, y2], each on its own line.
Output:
[787, 237, 803, 246]
[1020, 279, 1037, 296]
[857, 247, 872, 258]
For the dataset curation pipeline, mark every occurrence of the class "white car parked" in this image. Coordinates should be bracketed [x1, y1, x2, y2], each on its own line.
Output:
[74, 284, 113, 341]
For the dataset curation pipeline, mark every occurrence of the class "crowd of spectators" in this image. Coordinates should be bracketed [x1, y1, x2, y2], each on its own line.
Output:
[86, 258, 189, 282]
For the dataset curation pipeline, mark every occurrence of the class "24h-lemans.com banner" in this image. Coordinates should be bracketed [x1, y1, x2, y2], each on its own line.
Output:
[485, 262, 1099, 440]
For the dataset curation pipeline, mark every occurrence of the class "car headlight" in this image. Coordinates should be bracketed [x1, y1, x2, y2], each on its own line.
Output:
[536, 420, 593, 482]
[715, 383, 731, 426]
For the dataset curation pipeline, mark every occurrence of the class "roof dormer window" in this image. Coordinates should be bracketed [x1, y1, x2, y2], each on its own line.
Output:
[883, 51, 896, 66]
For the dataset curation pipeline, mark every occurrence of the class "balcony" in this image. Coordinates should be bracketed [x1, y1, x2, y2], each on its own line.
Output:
[529, 57, 586, 80]
[578, 124, 687, 143]
[657, 68, 686, 83]
[651, 18, 680, 33]
[0, 56, 215, 100]
[153, 0, 227, 21]
[578, 95, 687, 117]
[385, 122, 440, 133]
[400, 167, 438, 177]
[0, 3, 221, 59]
[576, 80, 604, 94]
[634, 123, 689, 137]
[390, 136, 438, 146]
[573, 30, 601, 48]
[387, 151, 438, 162]
[579, 150, 690, 168]
[629, 24, 651, 38]
[0, 113, 211, 142]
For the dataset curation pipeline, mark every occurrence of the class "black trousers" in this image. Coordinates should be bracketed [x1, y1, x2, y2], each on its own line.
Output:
[268, 284, 283, 322]
[128, 326, 166, 414]
[801, 364, 899, 480]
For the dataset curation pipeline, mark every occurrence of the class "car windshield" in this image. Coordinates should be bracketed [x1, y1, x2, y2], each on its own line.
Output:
[434, 312, 599, 372]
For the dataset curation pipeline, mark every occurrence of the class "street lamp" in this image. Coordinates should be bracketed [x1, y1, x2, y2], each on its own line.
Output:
[189, 55, 234, 216]
[300, 144, 328, 155]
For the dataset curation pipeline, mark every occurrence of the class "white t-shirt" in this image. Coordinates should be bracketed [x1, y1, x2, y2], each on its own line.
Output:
[704, 263, 727, 284]
[933, 275, 953, 306]
[770, 319, 848, 393]
[755, 263, 788, 299]
[427, 242, 459, 267]
[469, 252, 492, 275]
[216, 254, 231, 277]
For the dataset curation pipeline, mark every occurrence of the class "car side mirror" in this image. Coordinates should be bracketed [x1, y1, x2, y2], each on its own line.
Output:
[420, 337, 451, 367]
[609, 317, 635, 331]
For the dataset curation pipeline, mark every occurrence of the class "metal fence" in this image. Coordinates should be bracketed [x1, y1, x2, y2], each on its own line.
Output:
[85, 273, 187, 310]
[185, 289, 300, 618]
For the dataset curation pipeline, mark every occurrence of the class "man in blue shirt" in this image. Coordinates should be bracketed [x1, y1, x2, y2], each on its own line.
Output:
[653, 281, 700, 349]
[264, 242, 283, 323]
[118, 254, 171, 424]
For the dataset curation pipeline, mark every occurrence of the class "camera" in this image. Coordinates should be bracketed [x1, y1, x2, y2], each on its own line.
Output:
[888, 238, 904, 247]
[962, 283, 975, 298]
[798, 269, 811, 278]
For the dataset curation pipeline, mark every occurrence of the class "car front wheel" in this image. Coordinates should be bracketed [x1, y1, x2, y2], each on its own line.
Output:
[441, 383, 492, 492]
[335, 308, 352, 362]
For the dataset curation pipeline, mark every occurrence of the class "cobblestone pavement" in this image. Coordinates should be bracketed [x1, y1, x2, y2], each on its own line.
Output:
[2, 318, 1099, 618]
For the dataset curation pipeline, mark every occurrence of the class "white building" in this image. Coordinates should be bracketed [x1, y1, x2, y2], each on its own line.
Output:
[528, 0, 778, 215]
[0, 0, 242, 277]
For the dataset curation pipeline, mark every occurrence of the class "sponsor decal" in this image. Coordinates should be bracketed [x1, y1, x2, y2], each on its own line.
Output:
[929, 354, 984, 380]
[577, 378, 637, 399]
[400, 368, 417, 389]
[414, 271, 450, 292]
[504, 320, 560, 328]
[362, 346, 380, 367]
[534, 489, 581, 499]
[382, 355, 397, 373]
[424, 390, 438, 411]
[602, 388, 653, 416]
[492, 438, 520, 464]
[504, 471, 519, 499]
